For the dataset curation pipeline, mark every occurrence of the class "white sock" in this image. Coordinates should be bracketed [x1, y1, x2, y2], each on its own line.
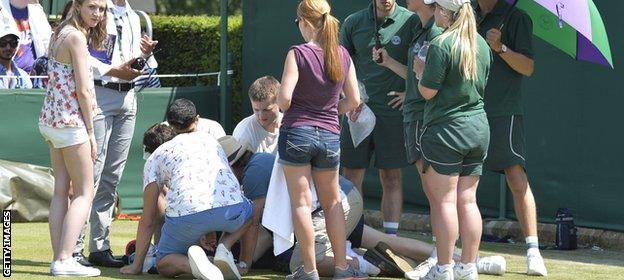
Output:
[437, 263, 453, 272]
[526, 236, 540, 256]
[383, 222, 399, 235]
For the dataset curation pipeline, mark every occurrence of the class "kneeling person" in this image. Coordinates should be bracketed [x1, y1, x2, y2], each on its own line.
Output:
[120, 122, 253, 280]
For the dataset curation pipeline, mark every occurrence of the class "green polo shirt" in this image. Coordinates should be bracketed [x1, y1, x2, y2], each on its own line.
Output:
[340, 4, 420, 120]
[419, 33, 492, 127]
[403, 17, 443, 122]
[475, 0, 534, 117]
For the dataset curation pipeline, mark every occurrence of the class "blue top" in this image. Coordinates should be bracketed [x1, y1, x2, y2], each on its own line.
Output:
[0, 61, 33, 89]
[243, 153, 352, 200]
[10, 4, 36, 73]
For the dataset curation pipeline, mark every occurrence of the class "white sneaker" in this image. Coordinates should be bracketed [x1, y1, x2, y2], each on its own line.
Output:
[50, 257, 101, 277]
[422, 265, 454, 280]
[213, 243, 241, 280]
[527, 253, 548, 276]
[453, 263, 478, 280]
[405, 257, 437, 280]
[188, 245, 223, 280]
[476, 256, 506, 275]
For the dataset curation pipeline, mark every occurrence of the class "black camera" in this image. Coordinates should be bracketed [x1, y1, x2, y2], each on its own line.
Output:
[130, 49, 161, 70]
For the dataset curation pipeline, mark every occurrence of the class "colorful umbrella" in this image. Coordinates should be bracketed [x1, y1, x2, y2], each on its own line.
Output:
[505, 0, 613, 68]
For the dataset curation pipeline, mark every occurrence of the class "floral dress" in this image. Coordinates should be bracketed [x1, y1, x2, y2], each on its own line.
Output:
[38, 27, 100, 129]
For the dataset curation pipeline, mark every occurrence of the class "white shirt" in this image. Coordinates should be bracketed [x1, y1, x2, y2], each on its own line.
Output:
[161, 118, 226, 140]
[143, 131, 244, 217]
[232, 114, 282, 154]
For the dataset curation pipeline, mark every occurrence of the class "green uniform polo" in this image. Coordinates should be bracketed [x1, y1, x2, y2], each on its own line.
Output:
[475, 0, 534, 117]
[340, 4, 420, 120]
[403, 17, 443, 122]
[419, 33, 492, 127]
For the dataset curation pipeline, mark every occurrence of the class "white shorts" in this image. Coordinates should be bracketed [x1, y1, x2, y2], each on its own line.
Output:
[39, 125, 89, 149]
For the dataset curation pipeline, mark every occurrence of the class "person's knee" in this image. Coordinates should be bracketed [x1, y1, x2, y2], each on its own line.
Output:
[457, 191, 477, 207]
[379, 169, 402, 190]
[504, 165, 529, 193]
[156, 260, 180, 278]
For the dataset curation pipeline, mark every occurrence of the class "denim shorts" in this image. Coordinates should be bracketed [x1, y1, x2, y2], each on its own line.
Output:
[155, 199, 253, 261]
[278, 126, 340, 170]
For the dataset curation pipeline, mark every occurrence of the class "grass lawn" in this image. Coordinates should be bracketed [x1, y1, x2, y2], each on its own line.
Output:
[10, 220, 624, 279]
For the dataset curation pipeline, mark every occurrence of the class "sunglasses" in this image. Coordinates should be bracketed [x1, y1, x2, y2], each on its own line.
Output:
[0, 39, 18, 49]
[294, 18, 300, 27]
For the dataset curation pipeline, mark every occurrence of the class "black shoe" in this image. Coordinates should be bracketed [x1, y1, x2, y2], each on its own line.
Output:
[363, 247, 403, 277]
[72, 252, 92, 267]
[88, 249, 125, 268]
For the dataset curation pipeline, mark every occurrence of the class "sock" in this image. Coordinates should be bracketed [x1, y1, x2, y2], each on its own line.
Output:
[383, 222, 399, 235]
[437, 263, 453, 273]
[526, 236, 540, 256]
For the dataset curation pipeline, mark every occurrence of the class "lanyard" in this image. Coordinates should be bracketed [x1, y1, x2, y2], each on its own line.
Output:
[110, 8, 135, 61]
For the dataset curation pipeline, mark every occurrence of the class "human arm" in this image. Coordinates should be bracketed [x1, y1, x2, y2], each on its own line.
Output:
[486, 28, 534, 76]
[277, 49, 298, 112]
[339, 58, 361, 114]
[120, 182, 160, 275]
[414, 44, 447, 101]
[68, 32, 97, 160]
[238, 197, 266, 275]
[372, 48, 408, 79]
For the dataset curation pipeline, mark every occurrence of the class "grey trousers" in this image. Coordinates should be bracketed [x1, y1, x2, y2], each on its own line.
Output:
[75, 86, 137, 254]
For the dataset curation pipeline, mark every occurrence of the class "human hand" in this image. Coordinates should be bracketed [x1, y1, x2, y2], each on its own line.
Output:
[387, 91, 405, 110]
[372, 47, 389, 67]
[412, 56, 425, 80]
[347, 103, 364, 122]
[140, 35, 158, 56]
[89, 133, 97, 162]
[120, 264, 142, 275]
[486, 28, 503, 53]
[114, 59, 144, 80]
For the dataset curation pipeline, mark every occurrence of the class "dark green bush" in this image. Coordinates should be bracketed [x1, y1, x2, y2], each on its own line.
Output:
[150, 15, 243, 124]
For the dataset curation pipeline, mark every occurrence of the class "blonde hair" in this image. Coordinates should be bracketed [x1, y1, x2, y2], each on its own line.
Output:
[56, 0, 108, 50]
[435, 3, 478, 80]
[297, 0, 343, 83]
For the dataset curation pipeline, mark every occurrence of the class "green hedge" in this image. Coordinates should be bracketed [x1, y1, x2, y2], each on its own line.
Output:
[150, 15, 243, 124]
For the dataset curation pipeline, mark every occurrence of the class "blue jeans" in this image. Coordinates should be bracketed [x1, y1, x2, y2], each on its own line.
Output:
[278, 126, 340, 170]
[156, 200, 253, 261]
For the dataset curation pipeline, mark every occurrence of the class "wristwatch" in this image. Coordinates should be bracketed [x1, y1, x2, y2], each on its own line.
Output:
[499, 44, 508, 54]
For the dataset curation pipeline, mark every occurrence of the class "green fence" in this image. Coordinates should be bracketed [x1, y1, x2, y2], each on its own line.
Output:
[242, 0, 624, 232]
[0, 87, 222, 213]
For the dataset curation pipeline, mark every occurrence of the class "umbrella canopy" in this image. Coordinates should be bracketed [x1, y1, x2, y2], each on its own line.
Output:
[506, 0, 613, 68]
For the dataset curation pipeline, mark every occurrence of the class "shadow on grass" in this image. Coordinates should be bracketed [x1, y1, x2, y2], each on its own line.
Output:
[13, 259, 50, 267]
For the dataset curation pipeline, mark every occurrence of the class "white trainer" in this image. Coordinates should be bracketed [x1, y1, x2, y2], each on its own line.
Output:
[453, 263, 478, 280]
[527, 253, 548, 276]
[188, 245, 223, 280]
[214, 243, 241, 280]
[476, 255, 506, 275]
[422, 265, 454, 280]
[50, 257, 101, 277]
[405, 257, 437, 280]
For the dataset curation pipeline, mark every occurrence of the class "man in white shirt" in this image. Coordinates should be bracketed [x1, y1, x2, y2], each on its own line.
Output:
[75, 0, 158, 268]
[232, 76, 282, 154]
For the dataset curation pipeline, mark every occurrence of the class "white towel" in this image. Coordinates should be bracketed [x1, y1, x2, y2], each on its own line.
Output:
[261, 152, 319, 255]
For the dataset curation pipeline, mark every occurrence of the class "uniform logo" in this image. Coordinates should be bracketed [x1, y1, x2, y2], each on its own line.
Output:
[391, 35, 401, 45]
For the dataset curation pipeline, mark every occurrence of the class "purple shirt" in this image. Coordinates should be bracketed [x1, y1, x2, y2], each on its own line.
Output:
[11, 4, 36, 73]
[281, 43, 351, 134]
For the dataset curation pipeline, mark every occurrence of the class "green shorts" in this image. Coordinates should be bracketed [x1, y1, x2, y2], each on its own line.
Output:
[485, 115, 526, 173]
[420, 113, 490, 176]
[340, 116, 409, 169]
[403, 120, 424, 165]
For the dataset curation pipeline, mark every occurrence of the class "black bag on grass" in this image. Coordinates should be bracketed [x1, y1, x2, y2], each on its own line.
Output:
[555, 208, 577, 250]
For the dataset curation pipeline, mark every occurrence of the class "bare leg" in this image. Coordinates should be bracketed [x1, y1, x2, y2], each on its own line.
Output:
[312, 169, 348, 269]
[56, 142, 95, 261]
[48, 142, 70, 261]
[283, 164, 316, 273]
[316, 254, 359, 277]
[379, 168, 403, 232]
[220, 220, 251, 249]
[156, 253, 192, 277]
[504, 165, 538, 237]
[342, 167, 366, 196]
[360, 225, 431, 262]
[457, 176, 481, 264]
[422, 167, 458, 265]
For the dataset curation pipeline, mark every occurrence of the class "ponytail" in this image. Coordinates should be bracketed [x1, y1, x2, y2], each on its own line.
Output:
[435, 3, 478, 80]
[318, 13, 342, 83]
